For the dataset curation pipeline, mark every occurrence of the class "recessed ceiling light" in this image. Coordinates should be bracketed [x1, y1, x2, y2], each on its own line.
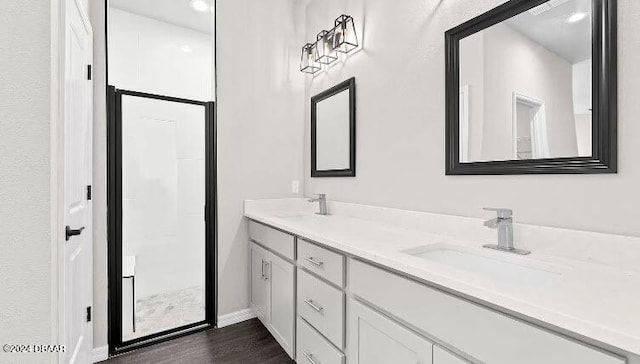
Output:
[180, 45, 193, 53]
[566, 12, 587, 23]
[189, 0, 208, 12]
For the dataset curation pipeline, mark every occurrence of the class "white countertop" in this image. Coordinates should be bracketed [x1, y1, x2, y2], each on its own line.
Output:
[244, 199, 640, 356]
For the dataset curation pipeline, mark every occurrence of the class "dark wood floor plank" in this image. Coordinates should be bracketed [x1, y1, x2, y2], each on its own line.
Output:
[103, 319, 294, 364]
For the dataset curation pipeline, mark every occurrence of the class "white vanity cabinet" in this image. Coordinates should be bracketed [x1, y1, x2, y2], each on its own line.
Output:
[247, 219, 628, 364]
[249, 236, 295, 358]
[349, 259, 624, 364]
[347, 298, 434, 364]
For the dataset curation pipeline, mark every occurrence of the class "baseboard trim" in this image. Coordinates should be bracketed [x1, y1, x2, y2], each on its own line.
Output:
[217, 308, 256, 328]
[92, 345, 109, 363]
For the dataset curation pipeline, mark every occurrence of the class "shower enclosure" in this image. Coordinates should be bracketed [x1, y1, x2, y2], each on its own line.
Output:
[107, 87, 216, 353]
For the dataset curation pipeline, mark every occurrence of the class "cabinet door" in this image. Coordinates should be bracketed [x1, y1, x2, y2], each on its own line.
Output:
[347, 299, 433, 364]
[433, 346, 468, 364]
[250, 243, 268, 322]
[267, 252, 295, 358]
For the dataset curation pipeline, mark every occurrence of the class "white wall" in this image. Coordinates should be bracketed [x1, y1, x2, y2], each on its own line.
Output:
[109, 8, 213, 101]
[0, 1, 53, 363]
[303, 0, 640, 238]
[216, 0, 306, 316]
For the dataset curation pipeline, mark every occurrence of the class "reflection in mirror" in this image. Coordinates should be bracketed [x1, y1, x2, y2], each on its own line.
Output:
[311, 78, 356, 177]
[458, 0, 592, 163]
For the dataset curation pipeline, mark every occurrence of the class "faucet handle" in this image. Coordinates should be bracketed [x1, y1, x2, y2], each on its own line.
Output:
[483, 207, 512, 219]
[314, 193, 326, 199]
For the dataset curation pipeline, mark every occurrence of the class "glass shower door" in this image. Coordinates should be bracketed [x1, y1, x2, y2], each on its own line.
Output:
[111, 89, 214, 346]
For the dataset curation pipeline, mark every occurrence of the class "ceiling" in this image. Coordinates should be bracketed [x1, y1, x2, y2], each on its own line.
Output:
[110, 0, 213, 34]
[505, 0, 591, 64]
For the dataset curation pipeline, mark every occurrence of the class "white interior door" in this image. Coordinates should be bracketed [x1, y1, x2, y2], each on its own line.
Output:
[63, 0, 93, 362]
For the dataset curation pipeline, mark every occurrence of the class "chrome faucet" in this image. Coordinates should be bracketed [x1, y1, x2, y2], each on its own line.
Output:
[482, 208, 530, 255]
[308, 194, 329, 215]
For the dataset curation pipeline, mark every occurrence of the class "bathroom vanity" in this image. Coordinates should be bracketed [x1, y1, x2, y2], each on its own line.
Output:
[245, 198, 640, 364]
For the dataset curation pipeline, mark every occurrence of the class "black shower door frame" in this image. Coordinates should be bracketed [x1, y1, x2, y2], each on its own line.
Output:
[107, 87, 217, 355]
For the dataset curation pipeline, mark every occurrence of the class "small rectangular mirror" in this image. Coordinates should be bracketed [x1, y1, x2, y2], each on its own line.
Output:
[311, 78, 356, 177]
[446, 0, 616, 175]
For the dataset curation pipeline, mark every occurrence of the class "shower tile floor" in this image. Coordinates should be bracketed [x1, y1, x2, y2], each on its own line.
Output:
[124, 285, 206, 341]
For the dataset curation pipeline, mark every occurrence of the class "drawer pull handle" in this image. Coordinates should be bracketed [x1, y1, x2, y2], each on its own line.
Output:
[304, 299, 323, 312]
[305, 257, 324, 267]
[303, 352, 318, 364]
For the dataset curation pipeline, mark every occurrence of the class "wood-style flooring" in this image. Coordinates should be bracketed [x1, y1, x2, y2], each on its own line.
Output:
[103, 319, 295, 364]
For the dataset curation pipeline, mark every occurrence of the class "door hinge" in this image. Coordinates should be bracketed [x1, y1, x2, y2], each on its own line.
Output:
[87, 185, 92, 201]
[87, 64, 92, 80]
[86, 306, 92, 322]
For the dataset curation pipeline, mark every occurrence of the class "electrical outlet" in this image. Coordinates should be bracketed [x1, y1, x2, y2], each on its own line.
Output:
[291, 180, 300, 194]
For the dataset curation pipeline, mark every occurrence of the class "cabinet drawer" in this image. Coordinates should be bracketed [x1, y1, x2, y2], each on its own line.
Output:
[349, 259, 624, 364]
[297, 317, 345, 364]
[249, 220, 295, 260]
[298, 269, 345, 348]
[298, 239, 345, 287]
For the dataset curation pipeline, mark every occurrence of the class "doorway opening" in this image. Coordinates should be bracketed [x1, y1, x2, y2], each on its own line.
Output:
[512, 92, 550, 160]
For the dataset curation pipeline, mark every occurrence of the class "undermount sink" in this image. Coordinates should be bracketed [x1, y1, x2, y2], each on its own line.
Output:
[403, 245, 560, 286]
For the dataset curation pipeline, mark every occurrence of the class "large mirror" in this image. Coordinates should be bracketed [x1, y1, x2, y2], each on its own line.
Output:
[311, 78, 356, 177]
[446, 0, 616, 175]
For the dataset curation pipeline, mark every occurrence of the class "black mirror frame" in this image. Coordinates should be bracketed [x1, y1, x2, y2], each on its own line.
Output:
[311, 77, 357, 177]
[445, 0, 617, 175]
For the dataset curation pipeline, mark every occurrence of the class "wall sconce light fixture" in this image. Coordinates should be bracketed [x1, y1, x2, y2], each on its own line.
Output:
[332, 15, 358, 53]
[300, 43, 321, 74]
[300, 14, 359, 73]
[314, 30, 338, 64]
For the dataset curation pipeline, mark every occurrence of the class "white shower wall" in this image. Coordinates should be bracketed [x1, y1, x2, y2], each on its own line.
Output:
[121, 96, 206, 299]
[109, 8, 213, 101]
